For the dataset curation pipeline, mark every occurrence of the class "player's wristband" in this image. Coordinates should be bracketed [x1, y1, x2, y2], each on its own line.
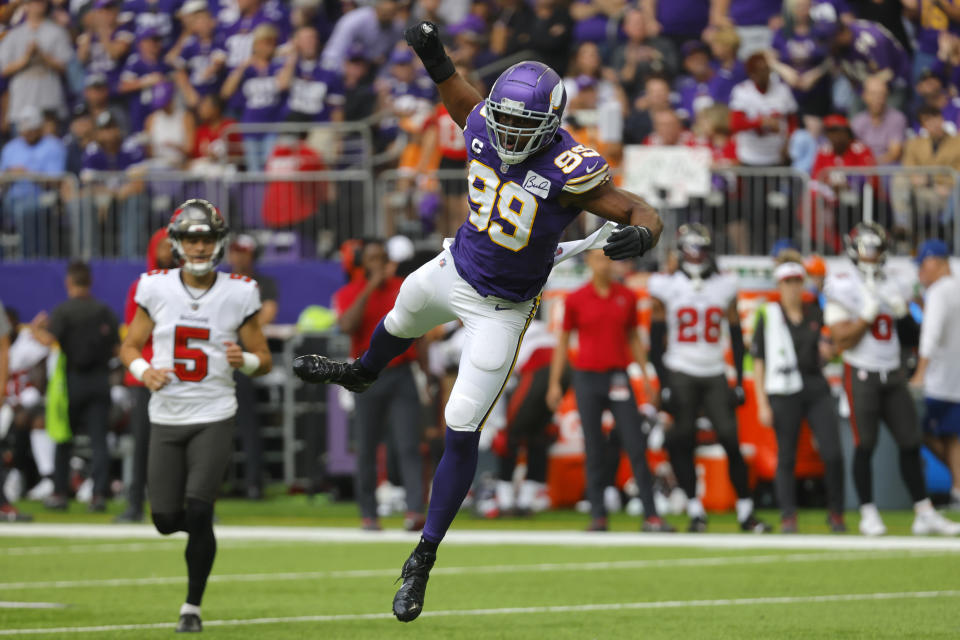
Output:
[129, 358, 150, 382]
[240, 352, 261, 375]
[424, 56, 455, 85]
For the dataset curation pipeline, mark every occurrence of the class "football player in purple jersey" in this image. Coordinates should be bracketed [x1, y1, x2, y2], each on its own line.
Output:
[293, 21, 663, 622]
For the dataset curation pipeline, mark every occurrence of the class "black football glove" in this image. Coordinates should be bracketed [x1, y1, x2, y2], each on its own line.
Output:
[602, 225, 653, 260]
[404, 21, 456, 85]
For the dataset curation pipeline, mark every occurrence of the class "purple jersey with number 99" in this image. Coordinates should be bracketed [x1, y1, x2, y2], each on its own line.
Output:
[450, 102, 612, 302]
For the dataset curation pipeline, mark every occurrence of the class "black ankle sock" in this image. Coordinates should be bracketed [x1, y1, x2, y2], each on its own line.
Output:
[416, 536, 439, 555]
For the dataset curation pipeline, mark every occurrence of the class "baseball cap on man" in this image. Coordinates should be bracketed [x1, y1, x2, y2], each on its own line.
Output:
[915, 239, 949, 264]
[16, 106, 43, 132]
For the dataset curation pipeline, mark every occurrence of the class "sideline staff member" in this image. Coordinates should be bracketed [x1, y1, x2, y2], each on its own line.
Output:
[547, 249, 672, 533]
[333, 239, 425, 532]
[752, 253, 845, 533]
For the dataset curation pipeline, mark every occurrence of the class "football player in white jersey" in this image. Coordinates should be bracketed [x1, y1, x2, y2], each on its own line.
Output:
[824, 222, 960, 537]
[120, 200, 273, 632]
[648, 224, 770, 533]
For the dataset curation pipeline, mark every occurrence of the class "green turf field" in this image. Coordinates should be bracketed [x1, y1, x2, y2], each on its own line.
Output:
[2, 498, 960, 638]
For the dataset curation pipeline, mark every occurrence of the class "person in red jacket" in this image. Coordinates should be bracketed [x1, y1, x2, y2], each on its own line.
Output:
[810, 114, 877, 251]
[546, 249, 672, 533]
[114, 228, 175, 523]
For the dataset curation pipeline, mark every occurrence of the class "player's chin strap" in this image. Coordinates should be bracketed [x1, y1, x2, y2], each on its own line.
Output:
[440, 221, 617, 265]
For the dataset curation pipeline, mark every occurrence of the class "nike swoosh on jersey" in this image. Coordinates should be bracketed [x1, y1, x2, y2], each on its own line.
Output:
[494, 304, 512, 311]
[586, 161, 599, 172]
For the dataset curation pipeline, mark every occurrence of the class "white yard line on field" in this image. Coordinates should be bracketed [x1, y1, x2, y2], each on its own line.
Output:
[0, 590, 958, 635]
[0, 549, 951, 590]
[4, 523, 960, 551]
[0, 540, 295, 556]
[0, 602, 66, 610]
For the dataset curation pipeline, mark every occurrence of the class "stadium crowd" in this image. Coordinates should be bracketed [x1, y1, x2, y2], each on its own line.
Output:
[1, 0, 960, 257]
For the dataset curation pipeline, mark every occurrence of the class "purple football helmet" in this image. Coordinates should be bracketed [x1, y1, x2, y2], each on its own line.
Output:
[485, 61, 566, 165]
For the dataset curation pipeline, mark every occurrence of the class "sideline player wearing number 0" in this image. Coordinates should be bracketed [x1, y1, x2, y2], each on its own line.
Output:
[120, 200, 272, 633]
[293, 22, 663, 623]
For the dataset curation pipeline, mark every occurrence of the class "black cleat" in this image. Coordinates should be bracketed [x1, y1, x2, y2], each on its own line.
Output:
[392, 548, 436, 622]
[687, 516, 708, 532]
[740, 514, 773, 533]
[176, 613, 202, 633]
[642, 516, 676, 533]
[292, 355, 377, 393]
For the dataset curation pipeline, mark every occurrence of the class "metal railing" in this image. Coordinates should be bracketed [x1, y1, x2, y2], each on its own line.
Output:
[810, 165, 960, 255]
[5, 165, 960, 262]
[0, 170, 376, 261]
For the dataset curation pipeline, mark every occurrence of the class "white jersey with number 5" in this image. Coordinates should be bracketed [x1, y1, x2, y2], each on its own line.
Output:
[134, 268, 261, 424]
[823, 267, 905, 371]
[648, 271, 738, 377]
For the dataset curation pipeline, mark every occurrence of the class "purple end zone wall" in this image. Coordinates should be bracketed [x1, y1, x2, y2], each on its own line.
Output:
[0, 260, 346, 324]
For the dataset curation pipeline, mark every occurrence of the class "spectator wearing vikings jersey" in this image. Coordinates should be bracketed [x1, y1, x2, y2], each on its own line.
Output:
[902, 0, 960, 83]
[82, 73, 130, 137]
[547, 249, 671, 533]
[707, 25, 747, 105]
[220, 23, 286, 171]
[332, 239, 424, 532]
[813, 9, 910, 111]
[118, 0, 181, 52]
[283, 26, 345, 123]
[752, 253, 846, 534]
[170, 1, 226, 109]
[218, 0, 288, 113]
[118, 26, 171, 133]
[824, 223, 960, 537]
[294, 22, 662, 622]
[770, 0, 833, 119]
[76, 0, 134, 99]
[75, 111, 148, 258]
[648, 224, 771, 533]
[674, 41, 725, 122]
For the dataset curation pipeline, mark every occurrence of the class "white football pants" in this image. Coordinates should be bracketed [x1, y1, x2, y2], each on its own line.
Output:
[384, 247, 539, 432]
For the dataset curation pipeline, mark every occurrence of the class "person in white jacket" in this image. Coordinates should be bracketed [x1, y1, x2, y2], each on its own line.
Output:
[910, 240, 960, 509]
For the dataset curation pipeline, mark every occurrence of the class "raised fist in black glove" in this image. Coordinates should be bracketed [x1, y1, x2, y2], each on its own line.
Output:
[404, 21, 455, 85]
[603, 225, 653, 260]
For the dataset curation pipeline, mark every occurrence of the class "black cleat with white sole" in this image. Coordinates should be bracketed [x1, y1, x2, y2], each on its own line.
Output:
[392, 548, 436, 622]
[740, 514, 773, 533]
[292, 355, 378, 393]
[176, 613, 202, 633]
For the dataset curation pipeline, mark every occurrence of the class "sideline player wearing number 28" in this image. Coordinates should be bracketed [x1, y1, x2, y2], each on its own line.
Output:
[120, 200, 273, 633]
[293, 22, 663, 623]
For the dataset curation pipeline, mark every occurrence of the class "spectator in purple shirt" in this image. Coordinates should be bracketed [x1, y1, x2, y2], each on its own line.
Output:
[76, 0, 134, 99]
[640, 0, 710, 50]
[81, 72, 130, 136]
[282, 25, 345, 124]
[707, 25, 747, 103]
[72, 111, 147, 258]
[219, 0, 287, 70]
[220, 23, 287, 171]
[118, 26, 171, 132]
[674, 41, 716, 121]
[770, 0, 833, 120]
[850, 75, 906, 164]
[813, 6, 910, 112]
[118, 0, 182, 52]
[902, 0, 960, 82]
[170, 0, 226, 108]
